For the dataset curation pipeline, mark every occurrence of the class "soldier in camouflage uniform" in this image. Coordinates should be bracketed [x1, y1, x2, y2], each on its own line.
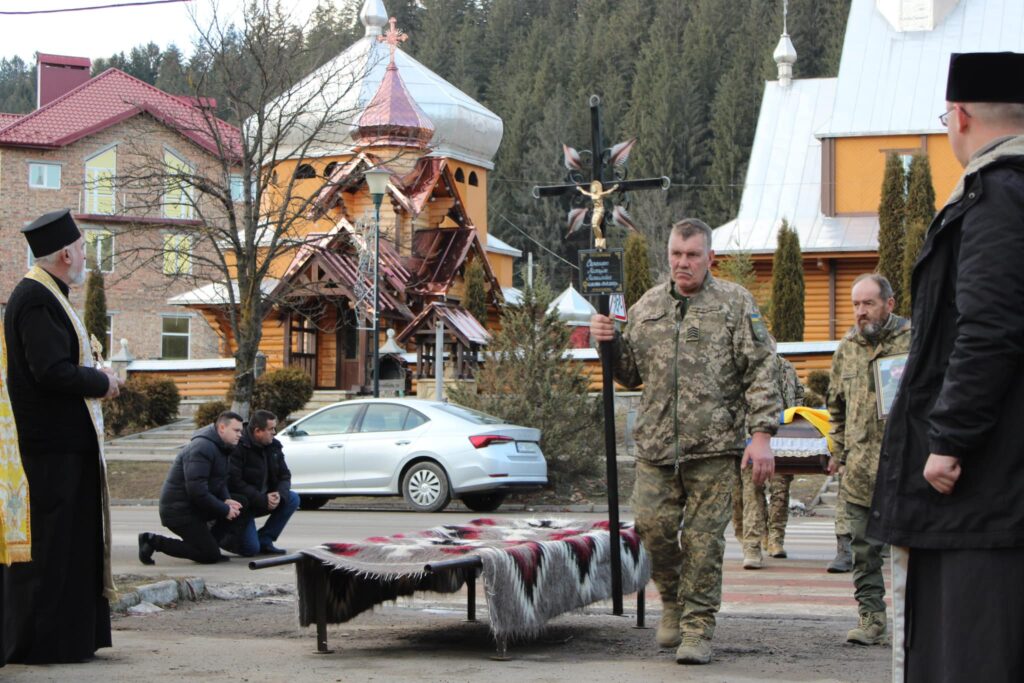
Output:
[827, 273, 911, 646]
[591, 218, 781, 665]
[733, 354, 804, 566]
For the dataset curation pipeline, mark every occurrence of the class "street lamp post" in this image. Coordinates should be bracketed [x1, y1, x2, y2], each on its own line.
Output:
[364, 167, 390, 398]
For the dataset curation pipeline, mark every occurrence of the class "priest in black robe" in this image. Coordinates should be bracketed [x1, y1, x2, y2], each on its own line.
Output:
[2, 209, 122, 664]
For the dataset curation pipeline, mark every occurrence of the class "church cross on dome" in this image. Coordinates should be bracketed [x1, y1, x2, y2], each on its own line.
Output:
[378, 17, 407, 65]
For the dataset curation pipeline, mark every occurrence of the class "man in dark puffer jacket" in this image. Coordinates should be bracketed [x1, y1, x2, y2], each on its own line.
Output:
[137, 411, 244, 564]
[223, 409, 298, 556]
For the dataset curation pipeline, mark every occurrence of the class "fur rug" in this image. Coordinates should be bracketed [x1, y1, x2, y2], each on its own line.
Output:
[296, 517, 650, 640]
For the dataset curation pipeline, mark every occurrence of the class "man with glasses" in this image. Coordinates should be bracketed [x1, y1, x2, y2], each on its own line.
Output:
[222, 409, 299, 556]
[871, 52, 1024, 681]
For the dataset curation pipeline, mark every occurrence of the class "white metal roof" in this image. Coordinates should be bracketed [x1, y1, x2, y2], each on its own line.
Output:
[485, 232, 522, 257]
[819, 0, 1024, 138]
[167, 279, 279, 306]
[712, 78, 881, 254]
[546, 284, 597, 325]
[259, 0, 503, 169]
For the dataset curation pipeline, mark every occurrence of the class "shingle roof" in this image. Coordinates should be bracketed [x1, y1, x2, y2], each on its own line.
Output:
[0, 68, 240, 158]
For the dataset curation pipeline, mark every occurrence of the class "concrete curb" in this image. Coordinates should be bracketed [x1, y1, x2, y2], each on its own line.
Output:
[112, 577, 295, 614]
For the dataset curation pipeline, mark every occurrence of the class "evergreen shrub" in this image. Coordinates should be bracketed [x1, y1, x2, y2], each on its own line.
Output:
[249, 367, 313, 423]
[195, 400, 230, 427]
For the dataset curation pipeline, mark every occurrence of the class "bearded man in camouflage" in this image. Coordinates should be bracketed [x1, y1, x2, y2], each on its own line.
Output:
[591, 218, 781, 665]
[827, 273, 910, 646]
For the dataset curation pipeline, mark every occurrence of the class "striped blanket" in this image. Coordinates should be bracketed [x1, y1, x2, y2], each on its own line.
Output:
[296, 517, 650, 640]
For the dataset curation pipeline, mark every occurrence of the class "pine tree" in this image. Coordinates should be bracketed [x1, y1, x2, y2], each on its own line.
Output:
[462, 258, 488, 328]
[84, 268, 109, 359]
[900, 153, 936, 316]
[447, 274, 602, 488]
[624, 231, 653, 309]
[877, 153, 907, 304]
[770, 220, 805, 341]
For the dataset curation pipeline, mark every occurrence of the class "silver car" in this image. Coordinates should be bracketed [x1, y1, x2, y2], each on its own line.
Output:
[279, 398, 548, 512]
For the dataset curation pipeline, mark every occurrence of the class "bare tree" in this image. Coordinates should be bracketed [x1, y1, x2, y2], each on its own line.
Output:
[108, 1, 387, 415]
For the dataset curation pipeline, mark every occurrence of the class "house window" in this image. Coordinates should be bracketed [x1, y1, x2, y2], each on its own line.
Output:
[163, 233, 192, 275]
[29, 162, 61, 189]
[84, 229, 114, 273]
[163, 149, 194, 219]
[84, 146, 116, 214]
[161, 315, 190, 359]
[230, 174, 245, 203]
[102, 314, 113, 360]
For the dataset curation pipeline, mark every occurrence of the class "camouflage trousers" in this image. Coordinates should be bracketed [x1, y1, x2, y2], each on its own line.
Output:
[632, 456, 738, 640]
[834, 473, 850, 537]
[845, 501, 886, 614]
[732, 470, 793, 550]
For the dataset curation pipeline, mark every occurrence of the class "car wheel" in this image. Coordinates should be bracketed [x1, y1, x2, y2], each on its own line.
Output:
[401, 462, 451, 512]
[461, 492, 507, 513]
[298, 495, 330, 511]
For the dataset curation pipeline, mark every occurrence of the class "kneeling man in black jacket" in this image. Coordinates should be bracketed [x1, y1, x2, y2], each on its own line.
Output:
[222, 409, 299, 556]
[138, 411, 244, 564]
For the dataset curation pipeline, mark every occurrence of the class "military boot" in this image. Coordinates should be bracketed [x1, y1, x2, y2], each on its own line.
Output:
[742, 545, 764, 569]
[827, 534, 853, 573]
[675, 634, 713, 665]
[766, 537, 787, 558]
[846, 611, 888, 645]
[655, 602, 682, 648]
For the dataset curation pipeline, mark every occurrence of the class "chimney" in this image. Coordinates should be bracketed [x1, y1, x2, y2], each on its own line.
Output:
[36, 53, 92, 109]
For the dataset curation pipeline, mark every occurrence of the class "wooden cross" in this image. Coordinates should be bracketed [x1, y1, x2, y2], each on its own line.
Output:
[379, 16, 408, 65]
[532, 94, 670, 616]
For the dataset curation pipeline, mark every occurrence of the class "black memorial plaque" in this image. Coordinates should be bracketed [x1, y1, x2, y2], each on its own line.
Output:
[579, 248, 625, 295]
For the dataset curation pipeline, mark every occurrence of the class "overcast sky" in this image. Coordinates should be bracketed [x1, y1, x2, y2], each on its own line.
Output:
[0, 0, 324, 64]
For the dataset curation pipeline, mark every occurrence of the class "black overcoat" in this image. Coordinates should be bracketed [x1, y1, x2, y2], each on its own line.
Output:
[227, 426, 291, 517]
[2, 273, 112, 664]
[870, 149, 1024, 549]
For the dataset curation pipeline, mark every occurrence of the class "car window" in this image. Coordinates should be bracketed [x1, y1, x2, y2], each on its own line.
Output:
[403, 409, 428, 430]
[358, 404, 414, 433]
[436, 403, 505, 425]
[297, 404, 362, 436]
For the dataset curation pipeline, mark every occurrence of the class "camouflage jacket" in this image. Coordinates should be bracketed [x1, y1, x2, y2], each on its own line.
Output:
[610, 275, 781, 467]
[827, 314, 911, 507]
[778, 356, 804, 410]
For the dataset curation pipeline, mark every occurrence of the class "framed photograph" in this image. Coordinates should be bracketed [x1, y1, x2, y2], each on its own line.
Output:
[874, 352, 909, 419]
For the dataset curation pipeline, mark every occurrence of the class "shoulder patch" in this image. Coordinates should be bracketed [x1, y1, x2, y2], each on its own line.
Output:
[749, 311, 769, 343]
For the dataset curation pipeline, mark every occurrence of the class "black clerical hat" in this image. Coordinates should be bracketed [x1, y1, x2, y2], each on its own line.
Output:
[946, 52, 1024, 104]
[21, 208, 81, 258]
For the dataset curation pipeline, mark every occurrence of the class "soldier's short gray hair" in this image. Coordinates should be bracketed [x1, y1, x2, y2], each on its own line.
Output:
[670, 218, 713, 252]
[853, 273, 894, 301]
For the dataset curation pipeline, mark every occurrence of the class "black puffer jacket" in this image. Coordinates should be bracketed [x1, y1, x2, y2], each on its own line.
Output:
[227, 425, 292, 517]
[871, 139, 1024, 549]
[158, 424, 233, 527]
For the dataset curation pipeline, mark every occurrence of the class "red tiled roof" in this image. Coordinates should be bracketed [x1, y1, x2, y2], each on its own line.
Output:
[0, 113, 22, 130]
[396, 302, 490, 347]
[0, 68, 240, 158]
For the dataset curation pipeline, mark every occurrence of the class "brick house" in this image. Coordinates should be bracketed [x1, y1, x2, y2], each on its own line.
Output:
[0, 53, 241, 361]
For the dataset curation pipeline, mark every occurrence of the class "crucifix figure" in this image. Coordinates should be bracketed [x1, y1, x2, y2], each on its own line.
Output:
[532, 94, 670, 616]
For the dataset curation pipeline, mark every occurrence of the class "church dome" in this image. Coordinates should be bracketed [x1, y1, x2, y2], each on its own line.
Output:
[263, 0, 502, 168]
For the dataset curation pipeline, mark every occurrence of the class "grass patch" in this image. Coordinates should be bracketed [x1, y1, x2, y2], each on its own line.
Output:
[107, 461, 170, 500]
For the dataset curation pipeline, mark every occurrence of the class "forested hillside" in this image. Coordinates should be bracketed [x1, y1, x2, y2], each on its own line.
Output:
[0, 0, 850, 283]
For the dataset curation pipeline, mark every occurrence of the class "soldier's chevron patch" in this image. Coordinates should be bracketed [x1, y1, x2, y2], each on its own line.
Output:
[750, 312, 769, 342]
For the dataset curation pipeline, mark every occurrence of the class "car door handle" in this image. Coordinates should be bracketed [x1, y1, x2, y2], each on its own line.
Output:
[328, 443, 344, 449]
[395, 440, 410, 446]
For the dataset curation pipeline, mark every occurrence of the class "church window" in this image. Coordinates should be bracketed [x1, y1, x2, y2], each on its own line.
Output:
[468, 171, 479, 186]
[295, 163, 316, 179]
[84, 146, 117, 214]
[454, 168, 465, 183]
[324, 162, 339, 178]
